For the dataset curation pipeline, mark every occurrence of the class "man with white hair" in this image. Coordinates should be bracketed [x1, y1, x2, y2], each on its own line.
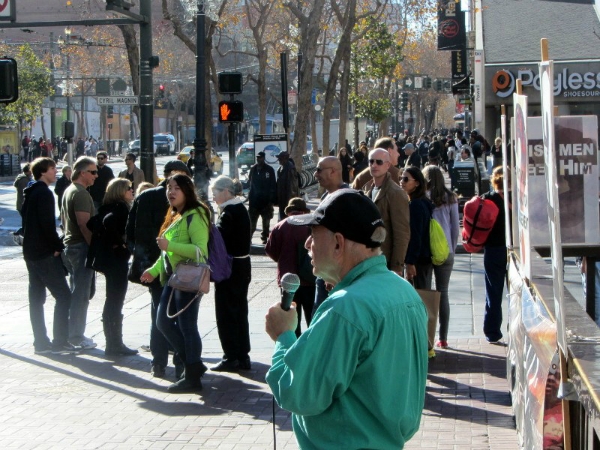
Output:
[265, 189, 428, 449]
[362, 148, 410, 276]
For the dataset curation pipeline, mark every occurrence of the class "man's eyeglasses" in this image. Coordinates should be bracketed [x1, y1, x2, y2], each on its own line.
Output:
[315, 167, 333, 173]
[400, 176, 414, 182]
[86, 170, 98, 175]
[97, 156, 106, 160]
[369, 159, 385, 166]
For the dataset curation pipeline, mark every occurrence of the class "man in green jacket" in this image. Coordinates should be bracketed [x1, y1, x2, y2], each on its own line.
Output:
[265, 189, 428, 449]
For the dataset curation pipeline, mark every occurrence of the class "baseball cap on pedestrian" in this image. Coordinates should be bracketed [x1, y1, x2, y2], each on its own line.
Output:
[287, 189, 385, 248]
[402, 143, 414, 151]
[164, 160, 191, 177]
[257, 151, 266, 158]
[276, 151, 289, 160]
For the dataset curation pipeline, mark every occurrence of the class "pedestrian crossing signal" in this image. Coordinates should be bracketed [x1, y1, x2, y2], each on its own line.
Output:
[218, 100, 244, 123]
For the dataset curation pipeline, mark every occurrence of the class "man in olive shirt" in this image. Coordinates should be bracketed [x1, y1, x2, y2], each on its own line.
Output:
[62, 156, 98, 350]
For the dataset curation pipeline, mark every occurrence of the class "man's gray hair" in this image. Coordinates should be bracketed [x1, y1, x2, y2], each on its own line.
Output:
[72, 156, 96, 181]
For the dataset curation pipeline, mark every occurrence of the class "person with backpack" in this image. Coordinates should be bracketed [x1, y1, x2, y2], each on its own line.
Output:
[422, 165, 459, 349]
[86, 178, 138, 357]
[266, 198, 315, 337]
[481, 167, 507, 343]
[210, 175, 252, 373]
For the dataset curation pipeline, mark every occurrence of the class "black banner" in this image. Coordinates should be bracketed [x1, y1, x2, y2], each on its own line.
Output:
[437, 1, 466, 51]
[452, 48, 467, 80]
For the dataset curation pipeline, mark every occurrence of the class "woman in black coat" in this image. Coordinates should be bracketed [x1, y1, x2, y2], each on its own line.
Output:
[338, 147, 353, 183]
[88, 178, 137, 356]
[210, 175, 252, 372]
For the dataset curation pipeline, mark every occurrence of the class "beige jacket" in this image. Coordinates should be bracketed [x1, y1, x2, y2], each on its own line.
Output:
[363, 172, 410, 273]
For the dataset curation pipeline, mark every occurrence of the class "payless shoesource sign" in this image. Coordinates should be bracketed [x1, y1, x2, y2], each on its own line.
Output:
[486, 62, 600, 104]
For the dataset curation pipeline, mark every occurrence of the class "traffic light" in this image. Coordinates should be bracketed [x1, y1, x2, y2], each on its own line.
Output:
[158, 84, 165, 98]
[0, 58, 18, 104]
[218, 100, 244, 123]
[424, 77, 432, 89]
[434, 79, 443, 92]
[401, 92, 409, 109]
[107, 106, 114, 118]
[218, 72, 243, 95]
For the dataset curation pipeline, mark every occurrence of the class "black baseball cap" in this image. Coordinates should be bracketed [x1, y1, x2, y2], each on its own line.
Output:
[287, 189, 385, 248]
[257, 151, 266, 158]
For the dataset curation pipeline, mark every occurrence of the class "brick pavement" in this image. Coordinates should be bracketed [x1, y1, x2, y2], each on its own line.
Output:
[0, 204, 520, 449]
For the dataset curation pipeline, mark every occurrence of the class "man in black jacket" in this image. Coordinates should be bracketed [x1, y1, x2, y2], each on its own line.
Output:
[89, 151, 114, 210]
[22, 157, 79, 355]
[126, 160, 191, 378]
[248, 151, 276, 244]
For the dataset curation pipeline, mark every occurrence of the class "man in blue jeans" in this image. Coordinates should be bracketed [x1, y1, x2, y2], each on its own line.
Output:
[22, 157, 80, 354]
[61, 156, 98, 349]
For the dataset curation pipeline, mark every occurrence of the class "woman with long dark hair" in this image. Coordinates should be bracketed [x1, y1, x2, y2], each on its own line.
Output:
[210, 175, 252, 372]
[140, 173, 211, 392]
[422, 165, 459, 349]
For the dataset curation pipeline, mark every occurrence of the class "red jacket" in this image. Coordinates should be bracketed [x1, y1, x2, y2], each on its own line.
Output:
[265, 218, 312, 286]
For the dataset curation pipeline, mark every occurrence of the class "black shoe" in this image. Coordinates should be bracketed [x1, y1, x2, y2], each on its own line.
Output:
[167, 362, 204, 393]
[52, 342, 82, 355]
[151, 364, 166, 378]
[238, 357, 251, 370]
[105, 343, 139, 356]
[211, 359, 240, 373]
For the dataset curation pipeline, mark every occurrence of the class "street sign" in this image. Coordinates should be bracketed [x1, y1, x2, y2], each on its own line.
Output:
[404, 77, 413, 90]
[97, 96, 139, 105]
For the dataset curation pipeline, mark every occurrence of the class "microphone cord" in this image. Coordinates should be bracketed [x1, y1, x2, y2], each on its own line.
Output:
[272, 396, 277, 449]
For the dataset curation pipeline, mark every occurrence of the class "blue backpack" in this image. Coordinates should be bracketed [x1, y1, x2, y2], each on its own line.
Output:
[187, 215, 232, 283]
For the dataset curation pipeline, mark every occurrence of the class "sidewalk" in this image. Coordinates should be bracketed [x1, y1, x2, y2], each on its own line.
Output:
[0, 204, 519, 449]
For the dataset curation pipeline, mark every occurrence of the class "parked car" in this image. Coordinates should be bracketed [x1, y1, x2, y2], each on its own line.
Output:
[236, 142, 255, 167]
[153, 134, 171, 156]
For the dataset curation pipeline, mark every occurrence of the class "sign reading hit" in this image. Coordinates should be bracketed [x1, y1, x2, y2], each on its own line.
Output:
[97, 96, 139, 105]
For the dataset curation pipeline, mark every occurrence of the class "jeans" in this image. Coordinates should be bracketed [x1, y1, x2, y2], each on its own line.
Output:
[483, 245, 507, 341]
[156, 285, 202, 365]
[63, 242, 95, 342]
[26, 254, 72, 348]
[150, 283, 170, 367]
[414, 261, 433, 290]
[249, 205, 274, 242]
[433, 253, 455, 341]
[102, 260, 128, 322]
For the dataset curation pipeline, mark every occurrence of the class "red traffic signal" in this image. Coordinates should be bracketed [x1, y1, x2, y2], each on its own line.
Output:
[218, 100, 244, 123]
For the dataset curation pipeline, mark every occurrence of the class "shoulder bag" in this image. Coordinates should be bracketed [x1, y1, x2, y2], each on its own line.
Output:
[167, 246, 210, 319]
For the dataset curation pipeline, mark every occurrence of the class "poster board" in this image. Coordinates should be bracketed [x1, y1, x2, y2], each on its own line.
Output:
[254, 133, 288, 177]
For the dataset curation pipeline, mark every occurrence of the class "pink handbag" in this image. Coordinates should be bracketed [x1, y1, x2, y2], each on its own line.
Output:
[166, 247, 210, 318]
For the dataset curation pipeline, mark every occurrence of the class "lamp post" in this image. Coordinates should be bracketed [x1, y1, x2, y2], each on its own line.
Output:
[193, 0, 209, 202]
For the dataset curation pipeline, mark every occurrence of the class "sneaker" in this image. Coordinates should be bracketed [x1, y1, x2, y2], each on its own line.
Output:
[52, 342, 82, 355]
[140, 344, 151, 352]
[34, 343, 52, 354]
[436, 340, 449, 349]
[428, 349, 436, 359]
[70, 337, 97, 350]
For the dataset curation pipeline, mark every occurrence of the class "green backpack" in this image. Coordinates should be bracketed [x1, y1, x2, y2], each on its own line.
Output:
[430, 218, 450, 265]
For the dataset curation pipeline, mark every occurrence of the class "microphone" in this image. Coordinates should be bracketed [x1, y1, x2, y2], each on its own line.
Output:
[280, 273, 301, 311]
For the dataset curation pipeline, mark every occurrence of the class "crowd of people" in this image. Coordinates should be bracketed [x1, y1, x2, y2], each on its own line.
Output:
[16, 127, 508, 447]
[20, 134, 106, 163]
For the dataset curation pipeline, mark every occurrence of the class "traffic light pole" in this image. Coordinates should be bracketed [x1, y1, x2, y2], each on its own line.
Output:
[193, 0, 210, 203]
[139, 0, 155, 183]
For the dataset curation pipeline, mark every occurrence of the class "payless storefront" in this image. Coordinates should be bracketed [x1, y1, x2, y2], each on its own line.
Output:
[483, 61, 600, 139]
